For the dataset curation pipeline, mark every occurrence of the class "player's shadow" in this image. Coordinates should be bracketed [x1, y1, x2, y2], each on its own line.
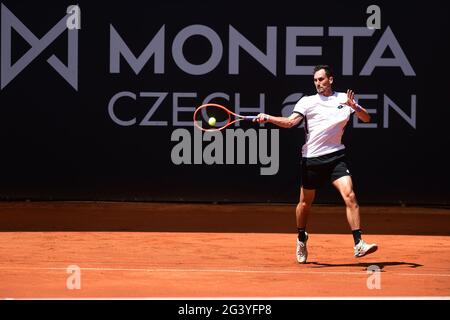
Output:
[308, 261, 423, 270]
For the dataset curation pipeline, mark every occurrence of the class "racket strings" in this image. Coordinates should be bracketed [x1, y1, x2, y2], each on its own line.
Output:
[194, 105, 232, 130]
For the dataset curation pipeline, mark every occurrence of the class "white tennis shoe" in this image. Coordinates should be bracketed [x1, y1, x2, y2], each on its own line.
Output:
[296, 232, 309, 264]
[354, 239, 378, 257]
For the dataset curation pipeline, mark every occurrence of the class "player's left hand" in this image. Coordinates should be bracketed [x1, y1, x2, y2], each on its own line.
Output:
[342, 89, 357, 108]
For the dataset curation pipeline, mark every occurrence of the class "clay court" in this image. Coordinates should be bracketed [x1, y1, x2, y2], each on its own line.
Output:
[1, 202, 449, 299]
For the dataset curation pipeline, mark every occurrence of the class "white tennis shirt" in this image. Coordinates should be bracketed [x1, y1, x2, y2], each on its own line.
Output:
[293, 92, 355, 158]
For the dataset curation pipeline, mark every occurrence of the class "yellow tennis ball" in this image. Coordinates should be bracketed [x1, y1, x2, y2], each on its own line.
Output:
[208, 117, 216, 126]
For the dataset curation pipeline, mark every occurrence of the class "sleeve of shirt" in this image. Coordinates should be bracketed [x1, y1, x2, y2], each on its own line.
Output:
[292, 96, 307, 117]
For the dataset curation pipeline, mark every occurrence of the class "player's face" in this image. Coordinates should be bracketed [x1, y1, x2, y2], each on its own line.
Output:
[313, 69, 333, 96]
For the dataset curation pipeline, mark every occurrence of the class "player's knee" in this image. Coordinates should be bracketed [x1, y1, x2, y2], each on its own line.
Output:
[298, 200, 312, 211]
[343, 191, 357, 207]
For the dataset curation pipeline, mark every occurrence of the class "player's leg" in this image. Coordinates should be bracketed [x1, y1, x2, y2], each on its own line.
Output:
[296, 187, 315, 263]
[296, 187, 315, 231]
[332, 174, 378, 257]
[331, 175, 360, 230]
[298, 158, 319, 233]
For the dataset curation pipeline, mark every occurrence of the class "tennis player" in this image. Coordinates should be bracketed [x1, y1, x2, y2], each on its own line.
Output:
[254, 65, 377, 263]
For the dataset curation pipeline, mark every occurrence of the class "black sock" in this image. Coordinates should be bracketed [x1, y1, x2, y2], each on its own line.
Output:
[352, 229, 362, 245]
[297, 228, 307, 242]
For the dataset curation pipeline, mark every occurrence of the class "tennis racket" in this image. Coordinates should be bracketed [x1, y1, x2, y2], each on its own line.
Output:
[193, 103, 265, 132]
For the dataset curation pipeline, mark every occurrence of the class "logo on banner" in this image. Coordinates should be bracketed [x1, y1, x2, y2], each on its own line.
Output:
[0, 4, 80, 90]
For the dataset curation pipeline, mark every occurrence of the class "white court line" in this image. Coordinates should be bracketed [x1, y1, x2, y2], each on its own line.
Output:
[397, 272, 450, 277]
[0, 266, 450, 277]
[5, 296, 450, 300]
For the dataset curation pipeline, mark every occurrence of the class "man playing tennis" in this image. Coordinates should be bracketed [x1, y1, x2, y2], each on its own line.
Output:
[254, 65, 377, 263]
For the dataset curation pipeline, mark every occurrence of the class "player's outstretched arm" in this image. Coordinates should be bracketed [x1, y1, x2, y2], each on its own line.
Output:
[253, 112, 303, 128]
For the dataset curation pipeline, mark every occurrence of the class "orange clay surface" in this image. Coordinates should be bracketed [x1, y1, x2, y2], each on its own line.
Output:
[0, 202, 449, 298]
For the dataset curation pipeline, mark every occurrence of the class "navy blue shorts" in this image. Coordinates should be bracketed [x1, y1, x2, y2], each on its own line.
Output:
[301, 150, 351, 190]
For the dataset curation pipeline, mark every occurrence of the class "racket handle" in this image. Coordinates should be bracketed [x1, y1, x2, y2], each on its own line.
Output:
[243, 116, 258, 120]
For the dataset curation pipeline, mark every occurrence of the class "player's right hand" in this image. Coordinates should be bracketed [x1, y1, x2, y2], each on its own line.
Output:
[253, 113, 270, 124]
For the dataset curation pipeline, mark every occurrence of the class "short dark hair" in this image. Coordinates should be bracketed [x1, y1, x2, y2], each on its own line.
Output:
[313, 65, 333, 78]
